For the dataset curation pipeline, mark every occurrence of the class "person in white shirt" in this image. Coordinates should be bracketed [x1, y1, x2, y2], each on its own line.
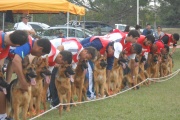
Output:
[14, 14, 36, 35]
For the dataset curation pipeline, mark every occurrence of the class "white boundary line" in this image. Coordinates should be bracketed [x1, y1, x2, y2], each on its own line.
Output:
[29, 69, 180, 120]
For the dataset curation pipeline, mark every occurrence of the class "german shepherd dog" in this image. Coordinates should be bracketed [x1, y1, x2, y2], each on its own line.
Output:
[150, 54, 159, 79]
[6, 56, 37, 120]
[72, 60, 88, 102]
[29, 56, 51, 116]
[137, 55, 149, 86]
[93, 52, 108, 99]
[0, 65, 8, 94]
[55, 64, 75, 116]
[123, 55, 140, 90]
[107, 57, 122, 94]
[168, 54, 173, 74]
[160, 53, 169, 77]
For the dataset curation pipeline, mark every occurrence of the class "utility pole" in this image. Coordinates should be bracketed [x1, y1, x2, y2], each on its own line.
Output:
[137, 0, 139, 25]
[154, 0, 157, 30]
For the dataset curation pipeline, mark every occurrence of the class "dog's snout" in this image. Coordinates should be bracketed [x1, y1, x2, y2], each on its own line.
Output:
[81, 61, 88, 69]
[100, 60, 107, 68]
[135, 57, 139, 62]
[29, 71, 37, 78]
[66, 66, 75, 75]
[153, 56, 158, 62]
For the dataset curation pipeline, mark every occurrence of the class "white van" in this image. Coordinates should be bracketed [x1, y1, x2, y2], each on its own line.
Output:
[115, 24, 135, 31]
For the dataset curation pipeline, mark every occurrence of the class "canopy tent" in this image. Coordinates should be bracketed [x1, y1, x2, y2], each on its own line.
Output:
[0, 0, 85, 15]
[0, 0, 85, 36]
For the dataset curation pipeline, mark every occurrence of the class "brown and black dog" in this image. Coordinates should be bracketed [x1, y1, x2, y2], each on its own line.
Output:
[94, 52, 108, 99]
[149, 54, 159, 79]
[137, 55, 149, 86]
[168, 54, 173, 74]
[72, 60, 88, 102]
[6, 56, 37, 120]
[29, 56, 51, 116]
[55, 64, 75, 116]
[107, 57, 122, 94]
[160, 53, 169, 77]
[123, 54, 140, 90]
[0, 65, 8, 93]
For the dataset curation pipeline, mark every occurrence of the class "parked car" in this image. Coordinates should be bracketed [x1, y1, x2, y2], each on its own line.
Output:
[28, 22, 50, 30]
[38, 25, 93, 41]
[14, 22, 50, 31]
[65, 20, 113, 35]
[115, 24, 135, 31]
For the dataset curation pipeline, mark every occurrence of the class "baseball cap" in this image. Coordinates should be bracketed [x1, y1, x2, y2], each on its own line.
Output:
[114, 42, 123, 58]
[155, 41, 164, 53]
[21, 14, 31, 19]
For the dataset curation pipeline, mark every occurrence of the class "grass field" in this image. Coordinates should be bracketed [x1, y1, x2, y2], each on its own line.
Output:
[30, 49, 180, 120]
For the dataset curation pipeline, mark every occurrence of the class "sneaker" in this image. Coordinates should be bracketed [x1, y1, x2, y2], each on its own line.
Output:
[87, 96, 96, 101]
[5, 117, 13, 120]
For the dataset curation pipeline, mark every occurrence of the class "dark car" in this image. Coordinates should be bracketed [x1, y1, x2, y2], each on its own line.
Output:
[65, 20, 113, 35]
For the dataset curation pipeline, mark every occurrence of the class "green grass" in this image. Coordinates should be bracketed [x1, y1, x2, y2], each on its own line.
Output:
[31, 49, 180, 120]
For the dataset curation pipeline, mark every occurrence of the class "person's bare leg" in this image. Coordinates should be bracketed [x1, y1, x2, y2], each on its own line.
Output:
[6, 61, 13, 83]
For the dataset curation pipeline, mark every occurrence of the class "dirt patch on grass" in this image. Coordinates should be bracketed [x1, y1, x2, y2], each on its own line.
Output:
[163, 28, 180, 34]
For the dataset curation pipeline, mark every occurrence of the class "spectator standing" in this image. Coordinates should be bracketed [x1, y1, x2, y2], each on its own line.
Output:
[123, 25, 130, 34]
[154, 26, 164, 40]
[135, 24, 142, 35]
[142, 24, 153, 36]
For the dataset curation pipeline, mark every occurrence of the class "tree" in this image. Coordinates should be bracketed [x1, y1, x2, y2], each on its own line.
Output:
[158, 0, 180, 26]
[69, 0, 150, 27]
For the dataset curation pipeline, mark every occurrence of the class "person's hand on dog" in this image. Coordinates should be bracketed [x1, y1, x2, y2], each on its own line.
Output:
[20, 81, 29, 91]
[54, 63, 60, 67]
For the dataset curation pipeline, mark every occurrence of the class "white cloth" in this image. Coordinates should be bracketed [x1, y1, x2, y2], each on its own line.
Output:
[50, 38, 63, 48]
[0, 113, 7, 120]
[87, 62, 94, 98]
[14, 22, 33, 30]
[128, 53, 136, 60]
[50, 38, 82, 64]
[144, 52, 149, 60]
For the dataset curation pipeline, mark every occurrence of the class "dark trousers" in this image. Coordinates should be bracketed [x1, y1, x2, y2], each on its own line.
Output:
[49, 67, 59, 106]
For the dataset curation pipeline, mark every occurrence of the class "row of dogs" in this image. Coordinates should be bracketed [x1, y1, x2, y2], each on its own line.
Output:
[0, 51, 173, 119]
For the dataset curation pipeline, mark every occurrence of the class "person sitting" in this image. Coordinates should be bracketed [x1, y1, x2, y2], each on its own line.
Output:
[14, 14, 36, 36]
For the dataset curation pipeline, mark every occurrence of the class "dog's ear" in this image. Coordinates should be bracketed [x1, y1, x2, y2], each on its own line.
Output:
[104, 52, 107, 58]
[97, 52, 101, 59]
[22, 56, 30, 68]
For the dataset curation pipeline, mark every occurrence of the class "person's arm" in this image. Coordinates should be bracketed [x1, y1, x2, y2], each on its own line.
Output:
[27, 29, 36, 35]
[170, 46, 176, 55]
[10, 43, 31, 90]
[0, 59, 5, 67]
[57, 45, 64, 51]
[12, 55, 29, 90]
[106, 56, 114, 81]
